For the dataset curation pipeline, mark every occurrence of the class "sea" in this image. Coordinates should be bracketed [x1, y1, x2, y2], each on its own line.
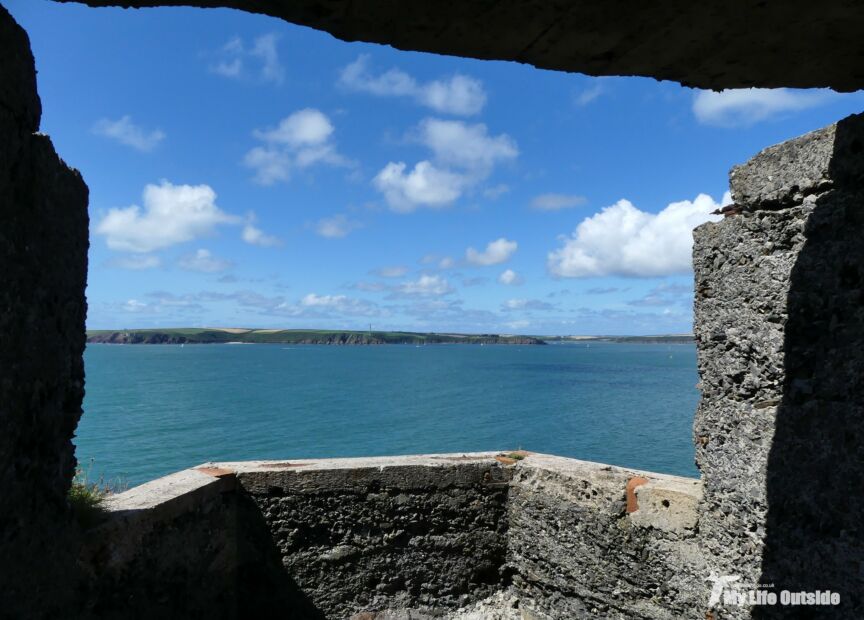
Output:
[77, 342, 701, 487]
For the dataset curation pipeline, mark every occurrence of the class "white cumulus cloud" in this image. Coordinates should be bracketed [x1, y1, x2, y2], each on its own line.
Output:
[374, 118, 517, 212]
[339, 55, 486, 116]
[301, 293, 347, 307]
[242, 213, 281, 247]
[122, 299, 156, 314]
[547, 192, 729, 278]
[297, 293, 380, 317]
[498, 269, 522, 285]
[692, 88, 833, 127]
[211, 34, 284, 84]
[177, 248, 233, 273]
[95, 181, 239, 253]
[466, 238, 518, 266]
[245, 109, 351, 185]
[253, 108, 333, 146]
[373, 161, 466, 213]
[418, 118, 517, 173]
[395, 275, 452, 297]
[92, 116, 165, 152]
[315, 214, 361, 238]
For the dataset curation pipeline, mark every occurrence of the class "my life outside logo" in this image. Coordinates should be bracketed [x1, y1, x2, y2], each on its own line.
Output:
[706, 573, 840, 609]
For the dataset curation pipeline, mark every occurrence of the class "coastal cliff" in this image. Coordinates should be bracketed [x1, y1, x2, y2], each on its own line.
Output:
[86, 328, 546, 346]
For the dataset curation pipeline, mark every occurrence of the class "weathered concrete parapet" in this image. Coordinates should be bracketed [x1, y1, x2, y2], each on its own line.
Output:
[694, 112, 864, 618]
[228, 453, 512, 618]
[80, 453, 703, 619]
[79, 466, 318, 619]
[506, 454, 704, 619]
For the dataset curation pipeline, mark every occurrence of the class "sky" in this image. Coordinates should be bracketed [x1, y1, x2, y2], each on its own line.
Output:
[7, 1, 864, 335]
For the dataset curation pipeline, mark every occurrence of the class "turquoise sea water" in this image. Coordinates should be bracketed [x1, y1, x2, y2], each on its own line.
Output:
[77, 342, 701, 486]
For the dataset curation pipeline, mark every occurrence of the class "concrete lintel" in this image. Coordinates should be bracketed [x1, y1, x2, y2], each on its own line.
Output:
[52, 0, 864, 92]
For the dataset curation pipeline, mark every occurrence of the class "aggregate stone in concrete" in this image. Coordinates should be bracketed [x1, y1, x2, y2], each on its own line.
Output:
[693, 112, 864, 618]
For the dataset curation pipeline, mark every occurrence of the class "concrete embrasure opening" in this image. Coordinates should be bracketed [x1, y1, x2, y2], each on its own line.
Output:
[3, 1, 864, 618]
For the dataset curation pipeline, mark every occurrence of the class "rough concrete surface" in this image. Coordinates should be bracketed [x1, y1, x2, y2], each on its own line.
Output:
[232, 454, 512, 619]
[507, 455, 704, 620]
[81, 454, 702, 619]
[693, 112, 864, 618]
[0, 4, 90, 617]
[54, 0, 864, 92]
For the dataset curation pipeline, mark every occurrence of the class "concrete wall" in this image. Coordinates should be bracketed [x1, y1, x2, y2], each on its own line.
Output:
[78, 468, 321, 619]
[0, 5, 90, 617]
[232, 454, 512, 618]
[508, 455, 704, 620]
[80, 454, 703, 619]
[693, 112, 864, 618]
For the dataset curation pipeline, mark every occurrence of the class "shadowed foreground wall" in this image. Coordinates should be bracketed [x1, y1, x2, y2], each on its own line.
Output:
[0, 5, 89, 616]
[234, 457, 511, 617]
[693, 112, 864, 618]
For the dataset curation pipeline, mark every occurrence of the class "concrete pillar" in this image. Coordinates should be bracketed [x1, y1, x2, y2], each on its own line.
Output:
[0, 5, 89, 616]
[693, 112, 864, 618]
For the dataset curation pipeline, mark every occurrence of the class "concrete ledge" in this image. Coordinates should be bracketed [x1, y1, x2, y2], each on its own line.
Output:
[210, 451, 514, 493]
[102, 467, 234, 516]
[84, 469, 238, 570]
[99, 451, 703, 533]
[93, 452, 703, 539]
[514, 452, 702, 530]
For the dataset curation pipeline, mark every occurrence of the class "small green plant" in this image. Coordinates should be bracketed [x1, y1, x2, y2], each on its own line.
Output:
[68, 459, 122, 529]
[506, 452, 526, 461]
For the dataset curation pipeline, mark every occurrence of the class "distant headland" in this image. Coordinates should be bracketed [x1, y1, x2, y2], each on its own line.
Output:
[545, 334, 694, 345]
[85, 328, 694, 346]
[85, 328, 546, 346]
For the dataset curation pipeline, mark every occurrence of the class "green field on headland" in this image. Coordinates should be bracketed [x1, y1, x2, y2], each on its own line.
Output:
[86, 328, 546, 346]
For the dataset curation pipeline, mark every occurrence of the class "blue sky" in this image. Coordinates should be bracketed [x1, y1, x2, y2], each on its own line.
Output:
[7, 1, 864, 334]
